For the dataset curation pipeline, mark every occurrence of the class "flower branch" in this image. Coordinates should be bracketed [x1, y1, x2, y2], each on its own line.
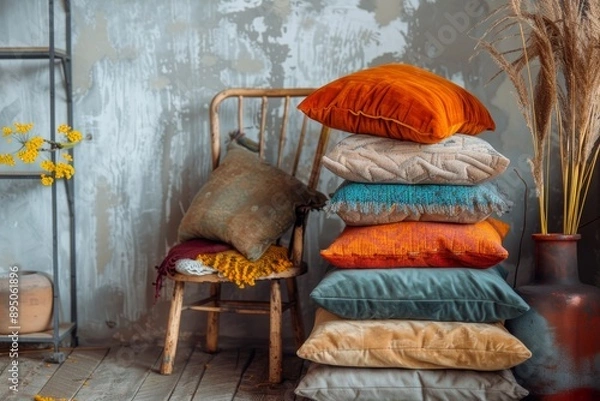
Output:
[1, 122, 83, 186]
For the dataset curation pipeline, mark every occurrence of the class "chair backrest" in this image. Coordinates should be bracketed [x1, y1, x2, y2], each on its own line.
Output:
[208, 88, 332, 266]
[209, 88, 331, 191]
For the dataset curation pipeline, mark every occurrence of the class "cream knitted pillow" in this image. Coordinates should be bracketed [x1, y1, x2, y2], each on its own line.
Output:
[322, 134, 509, 185]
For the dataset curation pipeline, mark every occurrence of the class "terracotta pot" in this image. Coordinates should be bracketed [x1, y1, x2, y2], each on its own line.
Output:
[0, 270, 53, 334]
[506, 234, 600, 400]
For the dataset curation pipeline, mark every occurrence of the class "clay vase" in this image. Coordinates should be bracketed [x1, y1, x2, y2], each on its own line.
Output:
[0, 270, 53, 334]
[505, 234, 600, 400]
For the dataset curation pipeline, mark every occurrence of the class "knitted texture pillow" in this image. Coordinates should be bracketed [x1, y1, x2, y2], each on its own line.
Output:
[298, 63, 495, 144]
[322, 134, 509, 184]
[326, 180, 511, 225]
[320, 218, 509, 268]
[177, 146, 326, 261]
[296, 308, 532, 370]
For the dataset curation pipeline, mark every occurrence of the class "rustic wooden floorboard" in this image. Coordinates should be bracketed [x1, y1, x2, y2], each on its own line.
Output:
[0, 345, 310, 400]
[131, 345, 194, 401]
[278, 351, 308, 401]
[0, 348, 74, 401]
[168, 347, 213, 401]
[233, 349, 308, 401]
[35, 347, 109, 400]
[192, 348, 253, 401]
[233, 349, 270, 401]
[73, 345, 163, 401]
[293, 360, 311, 401]
[0, 352, 11, 375]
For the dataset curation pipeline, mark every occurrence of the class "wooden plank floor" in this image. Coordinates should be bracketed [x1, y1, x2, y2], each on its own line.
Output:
[0, 344, 310, 400]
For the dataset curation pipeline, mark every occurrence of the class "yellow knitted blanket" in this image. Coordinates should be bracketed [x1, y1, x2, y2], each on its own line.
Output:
[196, 245, 292, 288]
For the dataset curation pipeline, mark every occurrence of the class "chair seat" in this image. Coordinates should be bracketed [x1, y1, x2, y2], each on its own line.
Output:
[168, 262, 307, 283]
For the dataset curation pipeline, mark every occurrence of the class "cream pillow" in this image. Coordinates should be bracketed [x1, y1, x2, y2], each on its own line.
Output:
[322, 134, 509, 185]
[297, 308, 532, 371]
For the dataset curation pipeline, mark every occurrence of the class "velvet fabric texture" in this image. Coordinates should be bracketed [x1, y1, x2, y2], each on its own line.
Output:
[310, 266, 529, 322]
[320, 218, 509, 268]
[322, 133, 510, 185]
[326, 180, 511, 225]
[177, 146, 326, 261]
[295, 363, 529, 401]
[296, 308, 532, 371]
[298, 63, 496, 144]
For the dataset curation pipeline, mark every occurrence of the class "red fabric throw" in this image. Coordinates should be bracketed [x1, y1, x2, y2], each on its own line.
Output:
[154, 238, 232, 299]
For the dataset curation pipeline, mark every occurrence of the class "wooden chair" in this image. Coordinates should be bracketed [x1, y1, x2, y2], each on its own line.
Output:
[160, 88, 331, 383]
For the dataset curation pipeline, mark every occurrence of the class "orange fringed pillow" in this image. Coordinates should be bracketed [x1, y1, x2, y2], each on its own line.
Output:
[298, 63, 495, 144]
[320, 218, 509, 268]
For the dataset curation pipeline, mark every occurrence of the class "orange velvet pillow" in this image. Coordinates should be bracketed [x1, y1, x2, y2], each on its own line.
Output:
[298, 63, 495, 144]
[320, 218, 509, 268]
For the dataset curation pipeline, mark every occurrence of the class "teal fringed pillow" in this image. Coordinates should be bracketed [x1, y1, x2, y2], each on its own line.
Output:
[326, 180, 511, 225]
[310, 266, 529, 322]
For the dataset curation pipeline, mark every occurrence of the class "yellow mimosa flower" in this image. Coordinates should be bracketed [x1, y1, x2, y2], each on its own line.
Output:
[14, 122, 33, 134]
[40, 160, 55, 172]
[54, 162, 75, 179]
[40, 175, 54, 186]
[17, 148, 38, 163]
[57, 124, 71, 133]
[3, 121, 83, 185]
[26, 136, 44, 150]
[65, 129, 83, 143]
[0, 153, 16, 166]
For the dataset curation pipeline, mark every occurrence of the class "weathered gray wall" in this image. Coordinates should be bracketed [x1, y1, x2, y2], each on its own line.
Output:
[0, 0, 598, 345]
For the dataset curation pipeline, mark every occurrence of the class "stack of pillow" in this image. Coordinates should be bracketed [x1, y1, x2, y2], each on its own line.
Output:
[292, 64, 532, 401]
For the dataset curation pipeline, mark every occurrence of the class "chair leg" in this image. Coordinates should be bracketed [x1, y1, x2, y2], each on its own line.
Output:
[286, 277, 305, 350]
[205, 282, 221, 353]
[269, 279, 283, 384]
[161, 280, 185, 375]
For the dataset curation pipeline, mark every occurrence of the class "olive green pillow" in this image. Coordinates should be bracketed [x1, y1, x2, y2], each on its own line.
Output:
[178, 147, 326, 261]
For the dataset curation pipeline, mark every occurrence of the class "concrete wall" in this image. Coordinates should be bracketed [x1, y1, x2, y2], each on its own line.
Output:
[0, 0, 598, 345]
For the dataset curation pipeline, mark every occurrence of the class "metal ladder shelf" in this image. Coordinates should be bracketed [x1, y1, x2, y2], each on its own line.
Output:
[0, 0, 77, 364]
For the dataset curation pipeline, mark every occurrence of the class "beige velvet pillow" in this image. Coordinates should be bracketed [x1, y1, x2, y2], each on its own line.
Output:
[178, 147, 326, 261]
[297, 308, 532, 370]
[322, 134, 509, 185]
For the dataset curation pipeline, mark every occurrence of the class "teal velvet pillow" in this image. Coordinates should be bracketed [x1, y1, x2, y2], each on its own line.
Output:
[310, 266, 529, 322]
[325, 180, 511, 225]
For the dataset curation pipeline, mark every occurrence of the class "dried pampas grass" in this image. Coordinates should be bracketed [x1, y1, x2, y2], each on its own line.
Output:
[476, 0, 600, 234]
